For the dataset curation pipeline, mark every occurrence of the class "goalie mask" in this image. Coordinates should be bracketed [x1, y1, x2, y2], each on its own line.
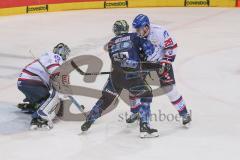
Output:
[53, 43, 71, 61]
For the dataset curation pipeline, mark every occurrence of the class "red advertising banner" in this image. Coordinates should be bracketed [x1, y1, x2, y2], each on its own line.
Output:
[238, 0, 240, 7]
[0, 0, 105, 8]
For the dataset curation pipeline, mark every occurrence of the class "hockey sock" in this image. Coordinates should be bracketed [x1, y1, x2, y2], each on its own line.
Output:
[171, 96, 188, 117]
[165, 85, 188, 117]
[87, 100, 104, 122]
[139, 103, 151, 124]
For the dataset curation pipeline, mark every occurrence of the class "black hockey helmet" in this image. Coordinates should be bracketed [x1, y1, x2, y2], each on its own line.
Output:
[113, 20, 129, 36]
[53, 43, 71, 60]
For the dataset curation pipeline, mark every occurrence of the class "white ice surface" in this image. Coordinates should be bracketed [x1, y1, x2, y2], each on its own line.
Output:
[0, 7, 240, 160]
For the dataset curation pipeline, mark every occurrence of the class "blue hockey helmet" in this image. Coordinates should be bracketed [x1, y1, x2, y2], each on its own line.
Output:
[132, 14, 150, 29]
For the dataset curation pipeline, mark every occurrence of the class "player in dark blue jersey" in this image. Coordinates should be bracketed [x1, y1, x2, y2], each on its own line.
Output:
[81, 20, 159, 138]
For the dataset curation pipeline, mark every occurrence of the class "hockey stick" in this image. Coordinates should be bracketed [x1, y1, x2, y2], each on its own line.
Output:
[71, 60, 166, 76]
[71, 60, 110, 75]
[28, 50, 85, 113]
[68, 95, 87, 118]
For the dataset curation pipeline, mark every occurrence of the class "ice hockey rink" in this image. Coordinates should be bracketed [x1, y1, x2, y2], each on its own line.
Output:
[0, 7, 240, 160]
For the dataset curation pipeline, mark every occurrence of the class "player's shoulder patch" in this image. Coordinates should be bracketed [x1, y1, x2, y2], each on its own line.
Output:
[163, 30, 170, 38]
[48, 52, 62, 64]
[54, 54, 61, 63]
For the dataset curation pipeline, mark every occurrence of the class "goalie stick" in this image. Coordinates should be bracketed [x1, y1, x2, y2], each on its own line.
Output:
[68, 95, 87, 118]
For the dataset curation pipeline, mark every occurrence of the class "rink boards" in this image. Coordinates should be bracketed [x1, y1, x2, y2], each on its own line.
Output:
[0, 0, 238, 16]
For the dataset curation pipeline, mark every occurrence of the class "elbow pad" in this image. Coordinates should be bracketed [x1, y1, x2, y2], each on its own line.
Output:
[121, 60, 138, 69]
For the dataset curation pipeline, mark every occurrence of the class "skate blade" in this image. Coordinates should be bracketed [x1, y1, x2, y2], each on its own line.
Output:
[30, 125, 52, 131]
[78, 131, 88, 136]
[183, 122, 191, 128]
[126, 118, 139, 124]
[140, 132, 159, 138]
[126, 121, 139, 128]
[30, 125, 38, 130]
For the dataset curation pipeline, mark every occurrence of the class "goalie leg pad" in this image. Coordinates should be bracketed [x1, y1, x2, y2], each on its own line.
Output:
[37, 90, 60, 121]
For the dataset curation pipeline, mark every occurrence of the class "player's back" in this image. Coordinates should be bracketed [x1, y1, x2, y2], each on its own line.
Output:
[107, 33, 145, 80]
[108, 32, 144, 68]
[109, 33, 141, 60]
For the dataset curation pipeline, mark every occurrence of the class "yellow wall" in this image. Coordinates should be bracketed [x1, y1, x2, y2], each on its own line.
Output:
[49, 1, 103, 12]
[211, 0, 236, 7]
[128, 0, 184, 7]
[0, 6, 25, 16]
[0, 0, 237, 16]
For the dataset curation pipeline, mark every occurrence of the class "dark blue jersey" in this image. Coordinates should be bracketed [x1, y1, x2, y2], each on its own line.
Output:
[107, 33, 154, 75]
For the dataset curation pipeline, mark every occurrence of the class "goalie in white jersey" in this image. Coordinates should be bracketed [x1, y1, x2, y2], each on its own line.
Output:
[17, 43, 71, 129]
[127, 14, 191, 125]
